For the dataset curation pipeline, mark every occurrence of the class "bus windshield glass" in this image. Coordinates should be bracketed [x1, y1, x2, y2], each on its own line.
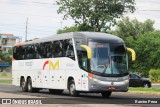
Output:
[110, 44, 128, 76]
[89, 41, 128, 77]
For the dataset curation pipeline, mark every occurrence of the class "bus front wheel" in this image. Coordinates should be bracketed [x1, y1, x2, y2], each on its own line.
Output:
[101, 91, 112, 98]
[69, 80, 79, 97]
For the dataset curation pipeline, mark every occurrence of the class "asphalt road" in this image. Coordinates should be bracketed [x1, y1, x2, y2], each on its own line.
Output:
[0, 84, 160, 106]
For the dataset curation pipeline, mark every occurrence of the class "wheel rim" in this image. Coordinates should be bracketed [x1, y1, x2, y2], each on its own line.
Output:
[22, 81, 25, 89]
[28, 81, 31, 91]
[70, 83, 75, 95]
[144, 83, 148, 87]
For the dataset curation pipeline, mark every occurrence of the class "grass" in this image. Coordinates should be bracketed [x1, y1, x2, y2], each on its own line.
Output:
[0, 80, 12, 84]
[0, 72, 12, 78]
[129, 87, 160, 92]
[0, 72, 12, 84]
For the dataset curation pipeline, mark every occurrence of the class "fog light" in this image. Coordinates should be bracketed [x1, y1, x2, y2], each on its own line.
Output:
[91, 84, 96, 88]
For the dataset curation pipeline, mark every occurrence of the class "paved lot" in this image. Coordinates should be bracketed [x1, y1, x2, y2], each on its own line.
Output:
[0, 84, 160, 107]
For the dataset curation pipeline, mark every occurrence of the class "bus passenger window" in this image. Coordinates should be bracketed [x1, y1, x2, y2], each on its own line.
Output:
[44, 42, 52, 58]
[18, 46, 24, 60]
[13, 47, 18, 60]
[53, 41, 63, 57]
[26, 46, 34, 59]
[34, 44, 41, 59]
[65, 39, 75, 60]
[63, 39, 70, 56]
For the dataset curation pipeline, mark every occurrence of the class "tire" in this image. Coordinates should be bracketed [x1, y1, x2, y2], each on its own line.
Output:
[69, 80, 79, 97]
[49, 89, 63, 94]
[27, 78, 39, 93]
[101, 91, 112, 98]
[21, 78, 27, 92]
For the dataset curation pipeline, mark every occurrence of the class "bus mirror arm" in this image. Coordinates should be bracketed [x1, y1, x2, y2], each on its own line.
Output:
[80, 45, 92, 59]
[127, 48, 136, 61]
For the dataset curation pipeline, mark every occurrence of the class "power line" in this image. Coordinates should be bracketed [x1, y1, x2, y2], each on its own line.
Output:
[139, 10, 160, 11]
[0, 27, 25, 33]
[0, 11, 62, 18]
[0, 26, 56, 33]
[0, 0, 58, 6]
[0, 23, 59, 29]
[0, 27, 54, 36]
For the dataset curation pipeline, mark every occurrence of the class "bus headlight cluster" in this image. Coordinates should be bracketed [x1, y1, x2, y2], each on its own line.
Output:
[91, 84, 96, 88]
[122, 76, 128, 80]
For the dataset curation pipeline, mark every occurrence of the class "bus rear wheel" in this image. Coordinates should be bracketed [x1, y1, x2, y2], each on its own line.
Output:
[21, 78, 27, 92]
[27, 78, 39, 93]
[69, 80, 79, 97]
[101, 91, 112, 98]
[49, 89, 63, 94]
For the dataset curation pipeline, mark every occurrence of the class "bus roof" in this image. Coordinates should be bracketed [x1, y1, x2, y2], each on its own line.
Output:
[15, 32, 124, 46]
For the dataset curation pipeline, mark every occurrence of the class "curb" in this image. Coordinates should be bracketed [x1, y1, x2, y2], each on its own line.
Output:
[0, 78, 11, 80]
[128, 91, 160, 95]
[152, 84, 160, 85]
[0, 83, 12, 85]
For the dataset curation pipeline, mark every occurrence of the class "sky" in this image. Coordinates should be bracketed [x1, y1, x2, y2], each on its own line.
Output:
[0, 0, 160, 42]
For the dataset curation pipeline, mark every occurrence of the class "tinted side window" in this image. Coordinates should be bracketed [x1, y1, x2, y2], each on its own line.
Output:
[65, 39, 75, 60]
[131, 74, 139, 79]
[34, 43, 41, 59]
[63, 39, 70, 56]
[13, 47, 18, 60]
[53, 41, 63, 57]
[25, 45, 35, 59]
[44, 42, 52, 58]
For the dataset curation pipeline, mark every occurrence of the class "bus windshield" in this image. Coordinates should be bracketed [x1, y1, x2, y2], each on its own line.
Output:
[89, 41, 128, 77]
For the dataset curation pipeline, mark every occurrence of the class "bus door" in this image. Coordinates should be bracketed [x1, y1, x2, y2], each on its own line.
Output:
[75, 38, 89, 91]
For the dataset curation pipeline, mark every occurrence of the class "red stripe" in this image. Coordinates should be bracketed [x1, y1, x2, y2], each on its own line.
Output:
[43, 61, 49, 70]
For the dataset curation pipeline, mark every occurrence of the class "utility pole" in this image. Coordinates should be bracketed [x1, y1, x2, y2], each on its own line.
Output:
[60, 21, 63, 28]
[25, 17, 28, 41]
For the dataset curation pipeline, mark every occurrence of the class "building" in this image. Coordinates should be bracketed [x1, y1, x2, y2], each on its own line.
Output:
[0, 33, 21, 52]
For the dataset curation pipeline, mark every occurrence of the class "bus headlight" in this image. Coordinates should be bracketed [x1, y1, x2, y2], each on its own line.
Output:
[91, 84, 96, 88]
[122, 76, 128, 80]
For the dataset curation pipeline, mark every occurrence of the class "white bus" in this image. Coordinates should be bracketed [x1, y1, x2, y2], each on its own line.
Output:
[12, 32, 135, 98]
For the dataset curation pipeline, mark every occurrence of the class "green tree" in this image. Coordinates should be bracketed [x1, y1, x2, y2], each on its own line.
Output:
[57, 23, 93, 34]
[0, 51, 12, 63]
[8, 48, 13, 55]
[115, 17, 155, 39]
[126, 31, 160, 77]
[149, 69, 160, 82]
[57, 0, 135, 31]
[57, 26, 78, 34]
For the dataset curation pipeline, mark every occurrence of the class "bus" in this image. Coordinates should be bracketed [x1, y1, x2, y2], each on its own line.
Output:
[12, 32, 135, 98]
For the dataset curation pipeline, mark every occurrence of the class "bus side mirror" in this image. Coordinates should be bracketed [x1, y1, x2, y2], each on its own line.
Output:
[127, 48, 136, 61]
[80, 45, 92, 59]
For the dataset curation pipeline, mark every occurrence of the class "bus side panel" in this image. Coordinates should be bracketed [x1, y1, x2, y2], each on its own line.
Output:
[12, 60, 26, 86]
[49, 69, 66, 89]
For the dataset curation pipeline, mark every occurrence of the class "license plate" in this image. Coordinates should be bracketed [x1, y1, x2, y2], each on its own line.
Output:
[108, 86, 115, 90]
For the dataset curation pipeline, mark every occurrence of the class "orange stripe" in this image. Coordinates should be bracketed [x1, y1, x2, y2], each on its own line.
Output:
[12, 58, 16, 61]
[15, 42, 24, 46]
[88, 73, 93, 78]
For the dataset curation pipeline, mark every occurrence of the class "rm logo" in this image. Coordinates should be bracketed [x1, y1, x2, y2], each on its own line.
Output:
[43, 60, 59, 70]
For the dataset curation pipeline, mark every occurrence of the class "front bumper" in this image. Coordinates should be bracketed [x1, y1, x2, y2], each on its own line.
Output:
[88, 78, 129, 92]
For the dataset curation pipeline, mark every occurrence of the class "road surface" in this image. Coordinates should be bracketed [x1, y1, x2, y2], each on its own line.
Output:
[0, 84, 160, 106]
